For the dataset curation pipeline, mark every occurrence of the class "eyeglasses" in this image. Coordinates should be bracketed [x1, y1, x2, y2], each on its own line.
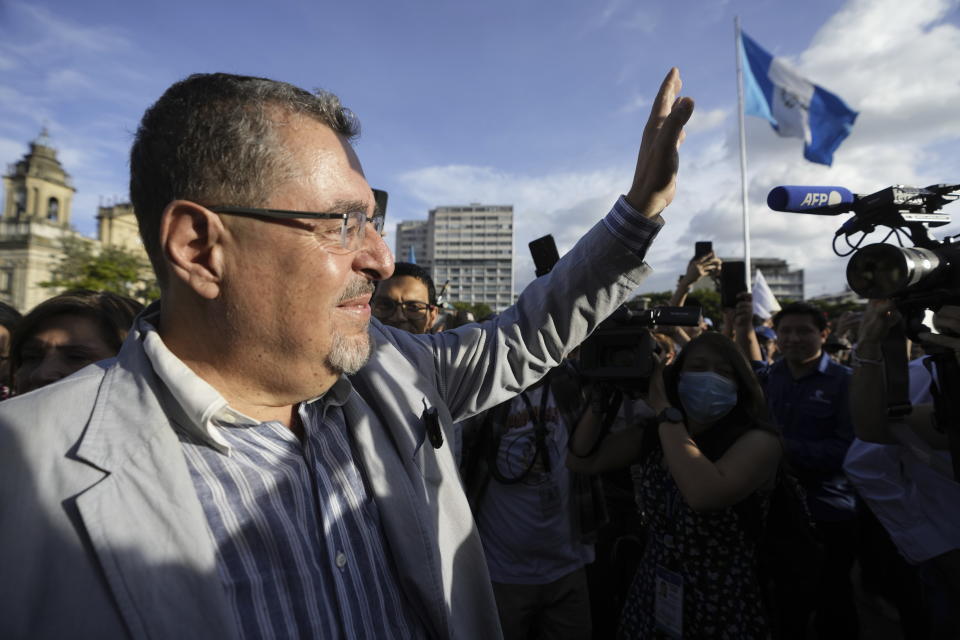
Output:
[371, 297, 434, 319]
[209, 206, 385, 254]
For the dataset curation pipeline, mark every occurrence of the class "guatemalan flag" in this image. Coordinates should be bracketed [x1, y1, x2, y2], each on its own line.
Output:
[740, 30, 858, 166]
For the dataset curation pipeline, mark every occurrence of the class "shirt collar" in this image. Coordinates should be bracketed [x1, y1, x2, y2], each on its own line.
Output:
[770, 351, 833, 378]
[138, 312, 259, 454]
[138, 310, 352, 453]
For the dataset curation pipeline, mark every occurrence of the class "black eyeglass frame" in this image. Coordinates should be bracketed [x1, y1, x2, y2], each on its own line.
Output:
[209, 206, 384, 251]
[371, 298, 436, 319]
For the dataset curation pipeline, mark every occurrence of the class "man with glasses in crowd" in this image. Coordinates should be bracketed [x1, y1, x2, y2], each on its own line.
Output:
[0, 70, 693, 639]
[372, 262, 440, 335]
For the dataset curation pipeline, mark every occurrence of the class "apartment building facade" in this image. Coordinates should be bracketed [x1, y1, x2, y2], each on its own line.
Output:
[395, 203, 514, 312]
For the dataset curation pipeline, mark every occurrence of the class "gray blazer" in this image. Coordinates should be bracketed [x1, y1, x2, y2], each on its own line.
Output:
[0, 221, 652, 639]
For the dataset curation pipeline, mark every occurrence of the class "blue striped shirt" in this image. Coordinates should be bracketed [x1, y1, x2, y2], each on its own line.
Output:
[141, 328, 427, 639]
[602, 195, 663, 256]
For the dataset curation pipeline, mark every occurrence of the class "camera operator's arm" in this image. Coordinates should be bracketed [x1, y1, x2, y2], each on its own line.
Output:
[851, 301, 950, 449]
[919, 304, 960, 364]
[670, 253, 721, 307]
[850, 300, 900, 443]
[911, 305, 960, 450]
[733, 292, 762, 363]
[566, 390, 645, 473]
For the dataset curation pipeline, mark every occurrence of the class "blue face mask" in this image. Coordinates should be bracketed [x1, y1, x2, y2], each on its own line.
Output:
[677, 371, 738, 424]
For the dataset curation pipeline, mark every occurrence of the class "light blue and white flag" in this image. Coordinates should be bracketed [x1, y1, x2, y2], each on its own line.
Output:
[406, 244, 417, 264]
[740, 30, 858, 166]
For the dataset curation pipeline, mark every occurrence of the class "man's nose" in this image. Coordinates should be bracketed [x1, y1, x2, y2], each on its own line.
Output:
[387, 301, 407, 321]
[355, 224, 394, 281]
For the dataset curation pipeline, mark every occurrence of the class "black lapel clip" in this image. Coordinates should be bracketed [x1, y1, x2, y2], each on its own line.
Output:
[422, 404, 443, 450]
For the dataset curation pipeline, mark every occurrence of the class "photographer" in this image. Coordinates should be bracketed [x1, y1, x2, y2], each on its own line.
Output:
[460, 359, 599, 640]
[567, 332, 781, 639]
[847, 300, 960, 637]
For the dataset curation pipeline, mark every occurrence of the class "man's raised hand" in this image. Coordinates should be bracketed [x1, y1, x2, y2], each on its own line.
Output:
[626, 68, 694, 219]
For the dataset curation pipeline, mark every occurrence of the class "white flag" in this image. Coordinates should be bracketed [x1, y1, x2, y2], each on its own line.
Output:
[752, 269, 781, 319]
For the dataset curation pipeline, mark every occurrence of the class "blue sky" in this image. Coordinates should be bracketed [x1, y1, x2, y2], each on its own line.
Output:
[2, 0, 959, 298]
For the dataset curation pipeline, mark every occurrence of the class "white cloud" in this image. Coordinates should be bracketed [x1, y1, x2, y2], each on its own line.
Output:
[582, 0, 658, 35]
[7, 3, 131, 57]
[617, 94, 650, 115]
[46, 69, 98, 92]
[684, 107, 728, 134]
[580, 0, 626, 34]
[397, 164, 629, 291]
[0, 2, 156, 236]
[799, 0, 960, 144]
[620, 7, 660, 34]
[388, 0, 960, 302]
[665, 0, 960, 298]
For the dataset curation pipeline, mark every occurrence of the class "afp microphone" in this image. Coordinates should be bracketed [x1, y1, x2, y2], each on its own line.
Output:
[767, 186, 855, 214]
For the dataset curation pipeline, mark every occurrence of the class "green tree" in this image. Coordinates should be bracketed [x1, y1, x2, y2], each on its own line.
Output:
[805, 298, 865, 325]
[42, 235, 159, 304]
[452, 300, 494, 320]
[630, 288, 723, 323]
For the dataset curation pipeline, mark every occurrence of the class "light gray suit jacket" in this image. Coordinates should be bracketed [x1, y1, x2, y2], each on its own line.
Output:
[0, 221, 652, 639]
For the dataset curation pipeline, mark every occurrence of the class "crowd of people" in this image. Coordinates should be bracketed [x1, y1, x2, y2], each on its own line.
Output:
[0, 66, 957, 640]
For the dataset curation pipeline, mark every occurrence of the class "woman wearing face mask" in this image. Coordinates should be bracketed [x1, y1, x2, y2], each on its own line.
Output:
[568, 332, 781, 639]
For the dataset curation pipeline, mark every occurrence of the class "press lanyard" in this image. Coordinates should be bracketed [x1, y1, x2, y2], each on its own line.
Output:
[488, 377, 552, 484]
[520, 380, 553, 474]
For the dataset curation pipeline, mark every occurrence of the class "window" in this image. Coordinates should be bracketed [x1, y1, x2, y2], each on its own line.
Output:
[47, 197, 60, 222]
[13, 187, 26, 217]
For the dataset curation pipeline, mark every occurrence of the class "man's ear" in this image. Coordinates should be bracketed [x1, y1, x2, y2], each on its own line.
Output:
[425, 306, 439, 332]
[159, 200, 226, 300]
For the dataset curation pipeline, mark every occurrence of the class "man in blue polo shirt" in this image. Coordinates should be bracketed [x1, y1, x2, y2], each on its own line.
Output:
[735, 298, 858, 640]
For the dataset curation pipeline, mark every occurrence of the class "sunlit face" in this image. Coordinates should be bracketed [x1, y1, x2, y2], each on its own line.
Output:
[372, 275, 437, 334]
[15, 314, 115, 394]
[217, 115, 394, 388]
[775, 313, 826, 365]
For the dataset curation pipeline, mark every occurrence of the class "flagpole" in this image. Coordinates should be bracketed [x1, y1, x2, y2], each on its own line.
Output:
[735, 16, 752, 293]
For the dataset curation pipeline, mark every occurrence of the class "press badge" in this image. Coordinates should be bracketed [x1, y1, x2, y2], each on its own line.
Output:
[654, 565, 683, 639]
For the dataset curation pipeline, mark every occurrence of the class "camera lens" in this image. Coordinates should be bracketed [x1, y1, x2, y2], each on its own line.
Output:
[847, 243, 942, 298]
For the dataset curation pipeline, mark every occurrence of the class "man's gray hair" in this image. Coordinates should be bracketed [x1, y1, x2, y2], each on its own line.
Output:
[129, 72, 360, 284]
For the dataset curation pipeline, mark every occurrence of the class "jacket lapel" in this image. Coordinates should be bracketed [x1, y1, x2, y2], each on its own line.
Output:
[349, 353, 451, 639]
[73, 332, 237, 640]
[351, 328, 502, 640]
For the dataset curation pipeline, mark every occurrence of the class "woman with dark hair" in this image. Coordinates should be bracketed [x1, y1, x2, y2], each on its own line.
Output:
[568, 332, 781, 639]
[10, 289, 143, 395]
[0, 301, 23, 398]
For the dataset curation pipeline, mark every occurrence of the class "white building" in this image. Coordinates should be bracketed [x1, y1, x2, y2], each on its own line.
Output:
[395, 203, 514, 312]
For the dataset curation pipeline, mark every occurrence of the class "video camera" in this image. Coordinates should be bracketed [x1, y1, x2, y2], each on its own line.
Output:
[768, 183, 960, 326]
[769, 182, 960, 479]
[578, 305, 702, 390]
[528, 234, 701, 392]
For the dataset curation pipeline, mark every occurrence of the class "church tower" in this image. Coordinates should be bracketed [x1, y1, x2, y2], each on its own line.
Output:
[2, 128, 75, 225]
[0, 130, 84, 311]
